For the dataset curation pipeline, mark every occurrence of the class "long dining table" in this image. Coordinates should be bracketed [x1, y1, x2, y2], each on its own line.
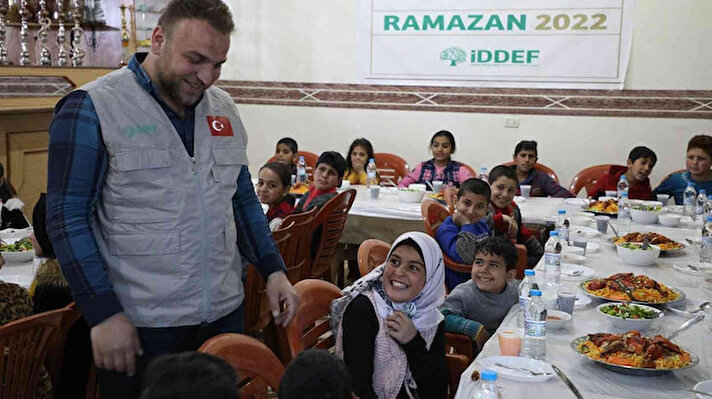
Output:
[453, 213, 712, 399]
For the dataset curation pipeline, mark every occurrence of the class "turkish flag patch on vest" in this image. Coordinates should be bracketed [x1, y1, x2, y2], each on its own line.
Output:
[207, 116, 233, 137]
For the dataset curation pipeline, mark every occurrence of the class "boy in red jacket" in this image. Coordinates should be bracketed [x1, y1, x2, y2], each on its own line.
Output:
[589, 146, 657, 200]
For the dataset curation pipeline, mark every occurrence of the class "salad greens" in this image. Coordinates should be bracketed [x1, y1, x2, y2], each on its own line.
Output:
[0, 237, 34, 252]
[632, 205, 662, 212]
[600, 304, 659, 319]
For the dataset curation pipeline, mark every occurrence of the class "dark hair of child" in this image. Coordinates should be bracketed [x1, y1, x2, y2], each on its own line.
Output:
[346, 138, 376, 171]
[474, 236, 519, 271]
[458, 177, 491, 200]
[317, 151, 348, 178]
[488, 165, 518, 185]
[260, 161, 293, 188]
[687, 135, 712, 158]
[513, 140, 538, 157]
[278, 349, 354, 399]
[628, 146, 657, 165]
[430, 130, 456, 153]
[140, 352, 238, 399]
[277, 137, 299, 154]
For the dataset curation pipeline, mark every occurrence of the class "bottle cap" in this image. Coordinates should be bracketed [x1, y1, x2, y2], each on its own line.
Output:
[701, 189, 707, 195]
[524, 269, 535, 276]
[549, 231, 559, 236]
[558, 209, 566, 215]
[369, 158, 375, 163]
[480, 370, 497, 381]
[530, 289, 542, 296]
[620, 174, 626, 179]
[299, 155, 305, 160]
[688, 182, 695, 187]
[621, 192, 628, 197]
[708, 195, 712, 200]
[707, 216, 712, 222]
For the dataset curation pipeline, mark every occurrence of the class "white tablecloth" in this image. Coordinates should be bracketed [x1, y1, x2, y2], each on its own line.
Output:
[455, 220, 712, 399]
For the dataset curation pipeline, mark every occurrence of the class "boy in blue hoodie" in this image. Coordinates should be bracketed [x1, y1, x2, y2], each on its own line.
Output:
[435, 178, 491, 290]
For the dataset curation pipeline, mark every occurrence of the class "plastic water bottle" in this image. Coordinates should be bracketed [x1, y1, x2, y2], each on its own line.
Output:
[478, 166, 489, 181]
[616, 174, 629, 200]
[701, 216, 712, 264]
[556, 209, 570, 244]
[366, 158, 378, 188]
[296, 156, 307, 184]
[543, 231, 562, 292]
[706, 195, 712, 217]
[521, 289, 547, 360]
[518, 269, 539, 328]
[472, 370, 500, 399]
[618, 192, 631, 235]
[696, 189, 707, 219]
[684, 182, 697, 218]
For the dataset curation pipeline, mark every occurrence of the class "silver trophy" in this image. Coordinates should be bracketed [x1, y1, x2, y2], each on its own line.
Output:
[70, 0, 85, 67]
[57, 0, 69, 66]
[19, 0, 30, 65]
[37, 0, 52, 65]
[0, 0, 8, 66]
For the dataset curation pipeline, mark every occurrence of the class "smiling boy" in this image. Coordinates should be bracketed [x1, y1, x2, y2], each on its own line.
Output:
[654, 135, 712, 205]
[512, 140, 573, 198]
[439, 237, 519, 352]
[589, 146, 657, 200]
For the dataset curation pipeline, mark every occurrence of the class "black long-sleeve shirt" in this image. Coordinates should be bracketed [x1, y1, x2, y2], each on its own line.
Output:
[342, 294, 447, 399]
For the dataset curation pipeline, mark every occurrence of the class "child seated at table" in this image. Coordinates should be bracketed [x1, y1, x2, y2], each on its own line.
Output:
[439, 236, 519, 354]
[654, 134, 712, 204]
[274, 137, 299, 174]
[486, 165, 544, 267]
[343, 138, 380, 186]
[398, 130, 473, 188]
[512, 140, 573, 198]
[331, 232, 448, 399]
[589, 146, 657, 200]
[279, 349, 353, 399]
[295, 151, 347, 213]
[141, 352, 238, 399]
[435, 178, 491, 290]
[257, 162, 296, 231]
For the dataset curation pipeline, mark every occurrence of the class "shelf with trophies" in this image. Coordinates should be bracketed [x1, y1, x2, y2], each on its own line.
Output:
[120, 0, 167, 65]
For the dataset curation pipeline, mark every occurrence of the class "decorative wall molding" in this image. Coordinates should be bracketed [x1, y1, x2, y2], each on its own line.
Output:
[218, 80, 712, 119]
[0, 76, 74, 97]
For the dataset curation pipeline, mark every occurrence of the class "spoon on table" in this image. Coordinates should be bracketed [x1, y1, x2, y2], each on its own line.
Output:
[667, 313, 705, 340]
[690, 301, 711, 313]
[607, 221, 620, 239]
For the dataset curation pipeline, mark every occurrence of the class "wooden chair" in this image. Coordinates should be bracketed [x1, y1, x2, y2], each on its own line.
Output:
[278, 208, 317, 283]
[44, 302, 83, 391]
[356, 239, 390, 277]
[307, 189, 356, 280]
[446, 352, 469, 399]
[268, 150, 319, 180]
[285, 279, 343, 358]
[373, 152, 409, 186]
[0, 307, 68, 398]
[568, 164, 619, 197]
[503, 161, 560, 184]
[199, 333, 284, 399]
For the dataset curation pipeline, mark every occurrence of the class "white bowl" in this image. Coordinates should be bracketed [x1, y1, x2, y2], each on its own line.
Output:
[630, 208, 659, 224]
[1, 250, 35, 263]
[407, 183, 427, 191]
[616, 243, 660, 266]
[570, 215, 592, 227]
[666, 205, 684, 215]
[397, 189, 426, 203]
[562, 246, 584, 257]
[658, 213, 681, 227]
[545, 310, 572, 330]
[694, 381, 712, 399]
[597, 302, 663, 331]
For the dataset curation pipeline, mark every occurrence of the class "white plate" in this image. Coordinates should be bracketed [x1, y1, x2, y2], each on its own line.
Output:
[562, 253, 586, 264]
[585, 242, 601, 253]
[574, 292, 592, 309]
[477, 356, 554, 382]
[561, 263, 595, 281]
[565, 198, 590, 206]
[694, 380, 712, 399]
[0, 274, 32, 288]
[570, 226, 601, 238]
[673, 262, 712, 277]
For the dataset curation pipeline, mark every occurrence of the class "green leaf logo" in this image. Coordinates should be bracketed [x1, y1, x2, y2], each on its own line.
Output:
[440, 47, 466, 66]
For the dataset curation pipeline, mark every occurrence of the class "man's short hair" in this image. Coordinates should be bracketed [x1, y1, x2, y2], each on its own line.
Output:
[140, 352, 237, 399]
[278, 349, 353, 399]
[513, 140, 538, 157]
[687, 135, 712, 158]
[158, 0, 235, 36]
[628, 146, 657, 165]
[488, 165, 518, 185]
[317, 151, 348, 178]
[475, 236, 519, 271]
[458, 178, 491, 200]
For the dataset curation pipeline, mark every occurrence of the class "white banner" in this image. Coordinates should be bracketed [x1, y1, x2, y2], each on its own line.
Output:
[361, 0, 635, 89]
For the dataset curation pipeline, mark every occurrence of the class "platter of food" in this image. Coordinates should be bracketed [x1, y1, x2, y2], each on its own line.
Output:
[580, 273, 685, 305]
[609, 232, 685, 253]
[571, 331, 698, 375]
[289, 182, 309, 196]
[0, 237, 35, 263]
[585, 199, 618, 216]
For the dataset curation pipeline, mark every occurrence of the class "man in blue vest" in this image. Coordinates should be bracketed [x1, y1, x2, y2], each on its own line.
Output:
[47, 0, 298, 396]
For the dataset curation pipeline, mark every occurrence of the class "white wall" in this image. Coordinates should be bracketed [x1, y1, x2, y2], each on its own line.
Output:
[224, 0, 712, 192]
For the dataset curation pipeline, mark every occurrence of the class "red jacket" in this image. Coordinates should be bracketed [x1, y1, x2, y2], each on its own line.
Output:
[589, 165, 652, 200]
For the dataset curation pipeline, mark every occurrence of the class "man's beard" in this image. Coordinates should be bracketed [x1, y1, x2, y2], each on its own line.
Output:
[155, 58, 203, 108]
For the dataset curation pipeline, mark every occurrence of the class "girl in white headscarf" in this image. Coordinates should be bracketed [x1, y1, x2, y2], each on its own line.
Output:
[331, 232, 447, 399]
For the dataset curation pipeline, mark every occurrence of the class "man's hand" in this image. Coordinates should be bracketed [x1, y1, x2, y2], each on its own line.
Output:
[265, 271, 300, 327]
[90, 313, 143, 376]
[386, 311, 418, 344]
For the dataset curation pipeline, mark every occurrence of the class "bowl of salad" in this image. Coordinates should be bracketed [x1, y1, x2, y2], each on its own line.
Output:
[597, 302, 663, 330]
[630, 202, 663, 225]
[616, 242, 660, 266]
[1, 237, 35, 263]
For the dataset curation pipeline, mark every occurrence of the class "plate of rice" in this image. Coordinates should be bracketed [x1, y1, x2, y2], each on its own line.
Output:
[580, 274, 685, 305]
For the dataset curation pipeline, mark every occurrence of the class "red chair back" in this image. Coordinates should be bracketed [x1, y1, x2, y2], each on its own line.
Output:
[458, 162, 476, 179]
[199, 333, 284, 399]
[357, 239, 390, 277]
[285, 279, 343, 357]
[503, 161, 560, 184]
[308, 189, 356, 279]
[44, 302, 82, 390]
[279, 208, 317, 283]
[568, 164, 620, 197]
[373, 153, 409, 186]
